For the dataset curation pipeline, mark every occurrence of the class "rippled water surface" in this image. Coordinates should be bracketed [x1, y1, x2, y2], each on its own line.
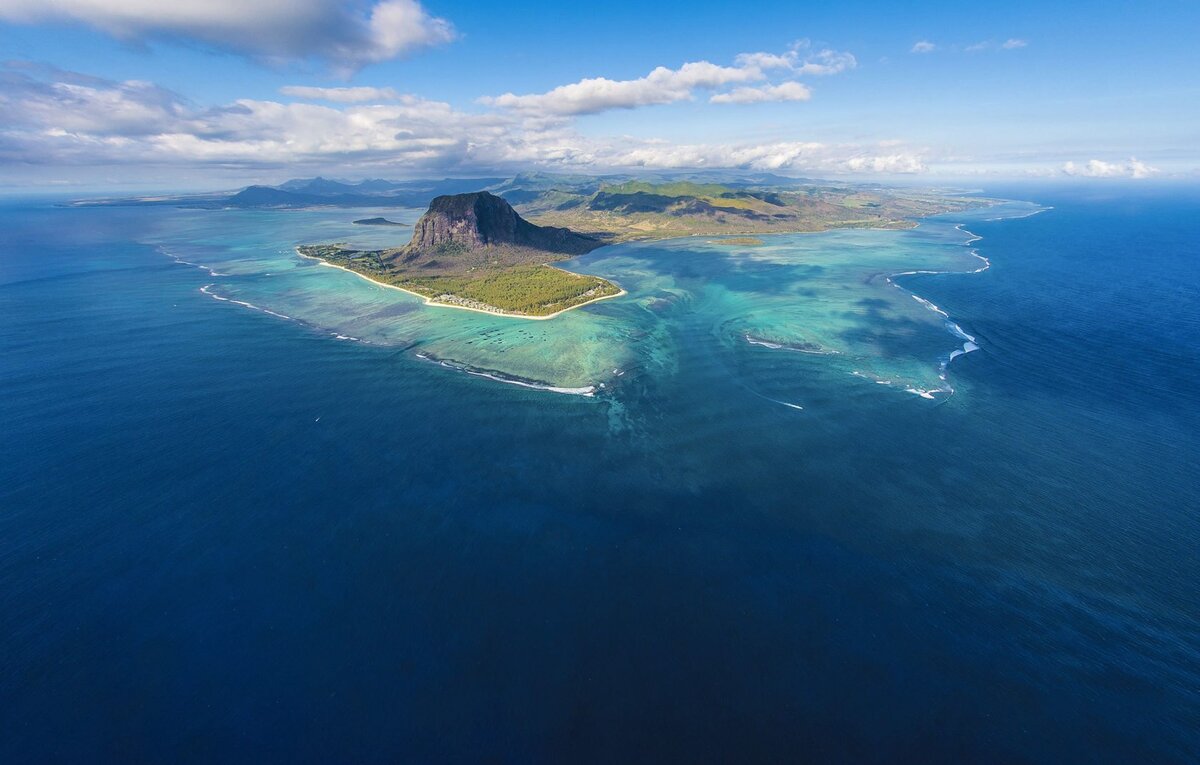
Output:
[2, 187, 1197, 762]
[135, 199, 1039, 398]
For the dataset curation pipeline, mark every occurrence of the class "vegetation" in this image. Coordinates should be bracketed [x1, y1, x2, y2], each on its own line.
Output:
[604, 180, 734, 198]
[494, 178, 987, 242]
[300, 191, 622, 317]
[299, 245, 620, 317]
[399, 265, 621, 316]
[296, 179, 987, 318]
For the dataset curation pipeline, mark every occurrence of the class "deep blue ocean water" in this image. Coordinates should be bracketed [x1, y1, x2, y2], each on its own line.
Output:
[2, 185, 1198, 762]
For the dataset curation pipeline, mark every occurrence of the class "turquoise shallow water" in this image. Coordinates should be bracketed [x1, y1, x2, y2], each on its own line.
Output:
[149, 199, 1040, 398]
[2, 187, 1198, 762]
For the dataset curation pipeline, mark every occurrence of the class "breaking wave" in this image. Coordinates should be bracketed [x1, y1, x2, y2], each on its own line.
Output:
[415, 353, 596, 396]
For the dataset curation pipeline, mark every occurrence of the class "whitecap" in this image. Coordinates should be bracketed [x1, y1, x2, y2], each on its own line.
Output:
[415, 353, 596, 396]
[905, 387, 938, 400]
[912, 294, 950, 319]
[947, 322, 976, 342]
[461, 368, 596, 397]
[744, 334, 784, 350]
[200, 285, 292, 320]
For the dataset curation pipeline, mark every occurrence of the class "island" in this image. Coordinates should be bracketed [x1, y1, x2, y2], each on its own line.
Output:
[295, 178, 989, 319]
[299, 191, 623, 318]
[75, 172, 986, 319]
[68, 174, 987, 229]
[353, 217, 408, 226]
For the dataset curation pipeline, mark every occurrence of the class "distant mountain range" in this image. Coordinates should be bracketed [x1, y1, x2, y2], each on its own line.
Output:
[223, 177, 511, 208]
[68, 177, 508, 209]
[66, 171, 837, 211]
[67, 171, 984, 244]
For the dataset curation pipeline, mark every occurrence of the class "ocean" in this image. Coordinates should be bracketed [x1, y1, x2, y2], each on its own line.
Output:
[2, 184, 1197, 762]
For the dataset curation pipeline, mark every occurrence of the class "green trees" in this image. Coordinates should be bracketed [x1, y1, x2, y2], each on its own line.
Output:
[298, 246, 619, 316]
[401, 266, 619, 316]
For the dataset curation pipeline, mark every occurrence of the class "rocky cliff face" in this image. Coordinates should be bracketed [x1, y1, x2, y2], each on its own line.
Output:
[406, 191, 599, 256]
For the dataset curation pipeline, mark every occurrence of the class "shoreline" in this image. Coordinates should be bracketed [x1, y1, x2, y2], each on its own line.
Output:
[295, 248, 626, 321]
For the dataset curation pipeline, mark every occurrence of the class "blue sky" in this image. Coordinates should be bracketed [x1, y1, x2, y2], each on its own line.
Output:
[1, 0, 1197, 188]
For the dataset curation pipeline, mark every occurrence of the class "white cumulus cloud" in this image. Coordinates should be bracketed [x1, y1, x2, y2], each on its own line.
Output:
[482, 61, 765, 116]
[710, 82, 812, 104]
[793, 47, 857, 76]
[0, 0, 455, 71]
[484, 42, 854, 116]
[844, 153, 926, 174]
[911, 41, 936, 53]
[1062, 158, 1159, 179]
[736, 40, 857, 76]
[0, 62, 928, 179]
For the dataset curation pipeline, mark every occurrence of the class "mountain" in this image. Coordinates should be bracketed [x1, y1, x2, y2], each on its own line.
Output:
[68, 174, 965, 226]
[404, 191, 600, 257]
[284, 177, 364, 194]
[298, 191, 616, 317]
[225, 185, 396, 207]
[70, 177, 511, 209]
[228, 186, 322, 206]
[223, 182, 510, 209]
[273, 176, 506, 201]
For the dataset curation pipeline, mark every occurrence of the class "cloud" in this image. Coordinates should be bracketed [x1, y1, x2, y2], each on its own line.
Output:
[482, 61, 765, 116]
[0, 0, 455, 71]
[967, 39, 1030, 52]
[794, 50, 856, 76]
[736, 40, 857, 76]
[0, 68, 186, 137]
[0, 63, 471, 167]
[710, 82, 811, 104]
[733, 51, 795, 70]
[1062, 158, 1159, 179]
[911, 41, 936, 53]
[0, 63, 930, 178]
[279, 85, 404, 103]
[595, 140, 926, 174]
[484, 42, 854, 116]
[843, 153, 926, 173]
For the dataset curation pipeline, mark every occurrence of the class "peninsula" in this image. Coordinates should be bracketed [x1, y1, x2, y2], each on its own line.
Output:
[299, 191, 622, 318]
[495, 176, 987, 242]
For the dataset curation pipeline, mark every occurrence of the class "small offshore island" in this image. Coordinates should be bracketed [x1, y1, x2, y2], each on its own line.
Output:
[352, 217, 407, 226]
[300, 192, 621, 318]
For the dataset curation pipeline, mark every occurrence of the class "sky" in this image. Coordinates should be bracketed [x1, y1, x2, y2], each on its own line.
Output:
[0, 0, 1197, 189]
